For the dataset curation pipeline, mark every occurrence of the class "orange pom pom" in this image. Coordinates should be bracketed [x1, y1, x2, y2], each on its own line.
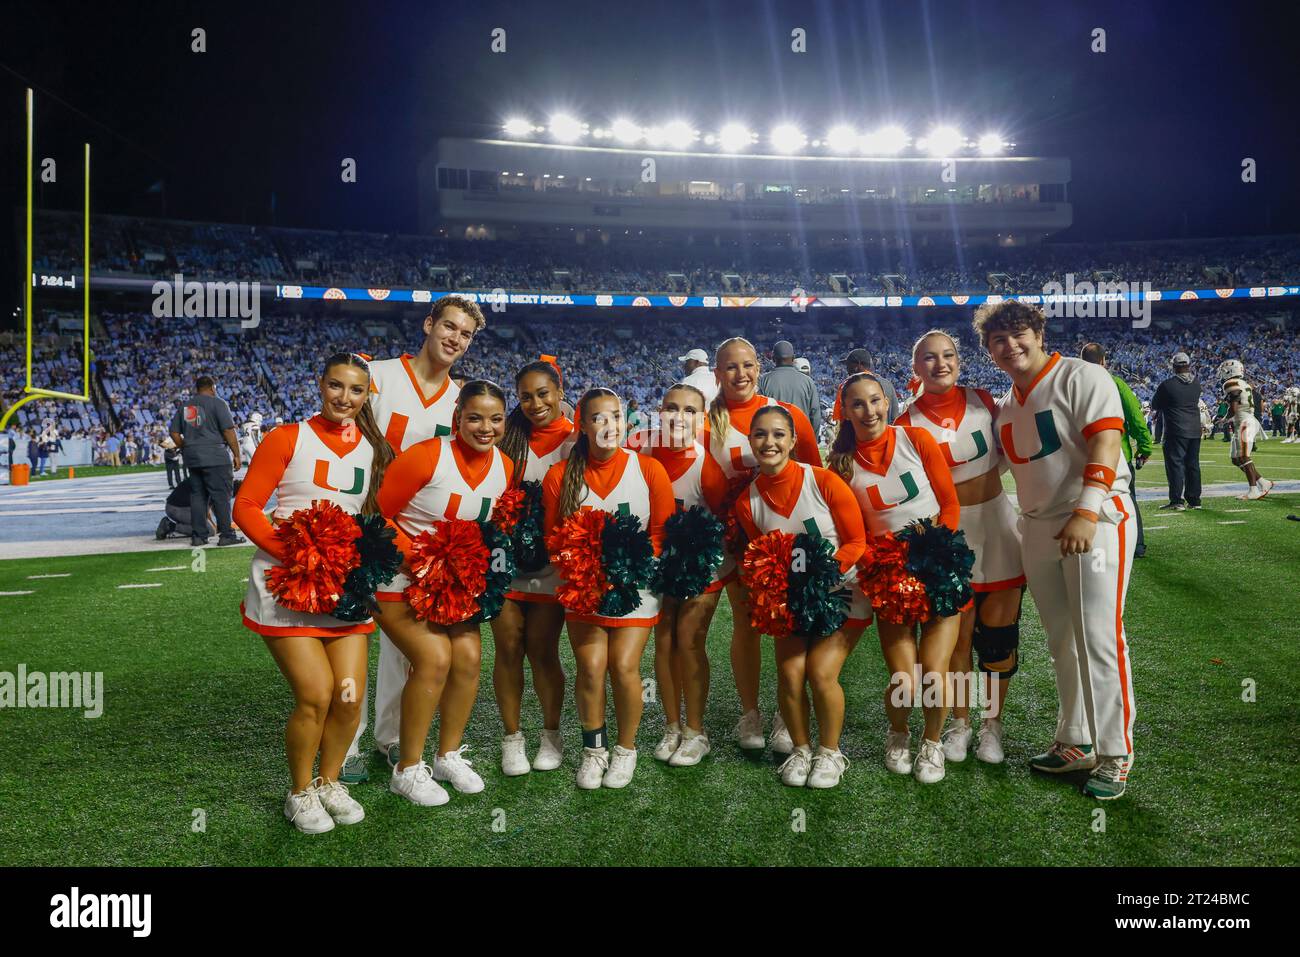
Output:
[547, 509, 609, 615]
[403, 520, 490, 624]
[265, 501, 361, 615]
[739, 530, 796, 638]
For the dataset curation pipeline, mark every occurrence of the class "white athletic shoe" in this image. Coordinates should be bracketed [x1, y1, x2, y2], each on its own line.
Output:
[778, 745, 814, 786]
[914, 738, 946, 784]
[668, 730, 711, 767]
[603, 745, 638, 788]
[390, 761, 450, 807]
[501, 732, 530, 777]
[576, 746, 610, 790]
[807, 747, 849, 789]
[941, 717, 972, 762]
[884, 729, 913, 774]
[432, 745, 485, 794]
[316, 779, 365, 825]
[769, 711, 794, 756]
[976, 718, 1005, 764]
[654, 725, 683, 762]
[284, 781, 335, 834]
[734, 709, 765, 750]
[1246, 478, 1275, 500]
[533, 729, 564, 771]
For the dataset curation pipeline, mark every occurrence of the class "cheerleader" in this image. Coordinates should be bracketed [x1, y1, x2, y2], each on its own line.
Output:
[828, 372, 963, 784]
[628, 383, 731, 766]
[542, 388, 675, 789]
[235, 352, 393, 834]
[731, 406, 868, 787]
[491, 358, 576, 776]
[704, 337, 822, 756]
[896, 331, 1025, 765]
[373, 380, 513, 805]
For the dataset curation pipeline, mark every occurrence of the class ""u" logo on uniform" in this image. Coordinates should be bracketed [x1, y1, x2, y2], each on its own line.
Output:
[940, 430, 989, 468]
[1000, 411, 1062, 464]
[313, 460, 365, 494]
[864, 471, 920, 511]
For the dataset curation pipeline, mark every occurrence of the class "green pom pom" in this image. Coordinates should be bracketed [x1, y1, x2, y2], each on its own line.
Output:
[654, 506, 725, 600]
[598, 510, 657, 618]
[471, 519, 518, 624]
[512, 481, 548, 574]
[335, 513, 404, 623]
[898, 518, 975, 619]
[789, 532, 851, 638]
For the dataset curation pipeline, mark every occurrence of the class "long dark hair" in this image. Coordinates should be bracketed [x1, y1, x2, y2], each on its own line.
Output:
[322, 352, 391, 516]
[452, 378, 508, 437]
[498, 360, 563, 485]
[827, 372, 884, 483]
[558, 387, 619, 520]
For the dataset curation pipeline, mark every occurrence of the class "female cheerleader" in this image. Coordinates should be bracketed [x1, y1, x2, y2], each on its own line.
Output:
[828, 373, 963, 784]
[731, 405, 868, 787]
[629, 383, 731, 766]
[235, 352, 392, 834]
[704, 337, 823, 756]
[491, 358, 576, 776]
[542, 388, 675, 789]
[373, 380, 513, 805]
[896, 331, 1025, 765]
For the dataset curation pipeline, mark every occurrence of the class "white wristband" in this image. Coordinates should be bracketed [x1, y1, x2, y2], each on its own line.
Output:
[1075, 483, 1106, 515]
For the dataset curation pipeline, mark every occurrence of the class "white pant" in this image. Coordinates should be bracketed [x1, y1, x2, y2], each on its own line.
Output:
[347, 630, 409, 758]
[1020, 496, 1137, 757]
[1230, 413, 1261, 459]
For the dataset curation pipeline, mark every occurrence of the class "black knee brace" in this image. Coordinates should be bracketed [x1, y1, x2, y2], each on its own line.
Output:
[972, 589, 1023, 679]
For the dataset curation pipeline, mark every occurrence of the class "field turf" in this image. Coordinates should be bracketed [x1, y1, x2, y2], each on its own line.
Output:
[1, 440, 1298, 866]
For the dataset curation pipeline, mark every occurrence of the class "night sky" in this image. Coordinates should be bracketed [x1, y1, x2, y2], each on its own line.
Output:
[2, 0, 1298, 289]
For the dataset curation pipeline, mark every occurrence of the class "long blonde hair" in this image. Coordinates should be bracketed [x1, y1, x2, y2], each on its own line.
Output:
[558, 387, 620, 520]
[908, 329, 961, 402]
[707, 336, 758, 450]
[827, 372, 885, 483]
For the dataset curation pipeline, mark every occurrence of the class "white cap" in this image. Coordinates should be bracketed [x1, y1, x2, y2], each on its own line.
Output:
[678, 348, 709, 363]
[794, 357, 811, 373]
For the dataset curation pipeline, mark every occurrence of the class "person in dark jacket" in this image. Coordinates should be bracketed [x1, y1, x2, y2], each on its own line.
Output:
[168, 375, 245, 546]
[1151, 352, 1203, 510]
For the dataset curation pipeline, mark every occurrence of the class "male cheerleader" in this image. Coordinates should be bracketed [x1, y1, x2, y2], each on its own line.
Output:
[1216, 360, 1274, 499]
[974, 301, 1136, 799]
[342, 294, 485, 786]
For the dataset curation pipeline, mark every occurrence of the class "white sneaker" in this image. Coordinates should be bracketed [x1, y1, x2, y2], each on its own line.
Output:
[390, 760, 450, 807]
[316, 779, 365, 825]
[941, 717, 972, 762]
[807, 747, 849, 789]
[976, 718, 1005, 764]
[884, 729, 913, 774]
[603, 745, 638, 788]
[668, 730, 711, 767]
[778, 745, 813, 786]
[914, 738, 946, 784]
[284, 781, 334, 834]
[533, 729, 564, 771]
[654, 725, 682, 761]
[501, 731, 530, 777]
[734, 709, 765, 750]
[432, 745, 485, 794]
[1246, 478, 1275, 500]
[576, 746, 609, 789]
[770, 711, 794, 756]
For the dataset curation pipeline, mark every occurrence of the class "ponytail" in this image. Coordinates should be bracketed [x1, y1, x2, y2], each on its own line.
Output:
[558, 387, 618, 520]
[826, 372, 882, 484]
[499, 360, 564, 485]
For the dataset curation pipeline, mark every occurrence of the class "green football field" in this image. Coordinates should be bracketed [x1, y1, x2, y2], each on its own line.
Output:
[1, 441, 1298, 866]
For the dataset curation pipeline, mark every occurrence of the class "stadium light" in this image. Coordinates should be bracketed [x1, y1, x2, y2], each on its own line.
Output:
[826, 124, 857, 153]
[611, 117, 642, 144]
[548, 113, 584, 142]
[770, 123, 806, 154]
[663, 119, 694, 149]
[921, 125, 964, 156]
[644, 124, 665, 146]
[977, 132, 1005, 155]
[861, 125, 908, 154]
[503, 117, 532, 137]
[718, 122, 751, 152]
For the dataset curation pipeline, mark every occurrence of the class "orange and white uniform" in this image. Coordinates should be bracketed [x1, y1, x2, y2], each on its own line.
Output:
[732, 460, 872, 629]
[506, 416, 577, 604]
[368, 354, 460, 454]
[542, 447, 676, 627]
[843, 426, 958, 539]
[704, 393, 822, 481]
[895, 387, 1025, 591]
[375, 435, 514, 603]
[995, 352, 1136, 758]
[235, 414, 375, 638]
[629, 430, 733, 594]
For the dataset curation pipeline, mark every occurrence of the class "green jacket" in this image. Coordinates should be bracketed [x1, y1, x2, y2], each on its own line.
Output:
[1113, 374, 1153, 464]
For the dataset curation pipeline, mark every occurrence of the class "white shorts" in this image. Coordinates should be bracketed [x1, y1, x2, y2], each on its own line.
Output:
[1231, 413, 1261, 458]
[241, 549, 375, 638]
[505, 561, 563, 605]
[959, 494, 1026, 592]
[843, 575, 873, 628]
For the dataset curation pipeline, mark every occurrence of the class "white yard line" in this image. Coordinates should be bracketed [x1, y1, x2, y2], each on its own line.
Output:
[26, 573, 72, 579]
[0, 590, 35, 596]
[117, 583, 164, 589]
[1216, 520, 1247, 525]
[1144, 526, 1170, 530]
[145, 565, 188, 572]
